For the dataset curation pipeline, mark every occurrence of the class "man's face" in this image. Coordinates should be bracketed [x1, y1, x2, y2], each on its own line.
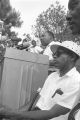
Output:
[67, 0, 80, 34]
[67, 10, 80, 34]
[52, 47, 72, 70]
[40, 32, 51, 46]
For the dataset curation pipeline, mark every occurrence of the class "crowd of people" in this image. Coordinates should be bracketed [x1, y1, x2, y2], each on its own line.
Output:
[0, 0, 80, 120]
[17, 30, 56, 57]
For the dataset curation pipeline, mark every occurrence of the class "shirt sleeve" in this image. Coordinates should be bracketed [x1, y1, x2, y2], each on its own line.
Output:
[57, 77, 80, 109]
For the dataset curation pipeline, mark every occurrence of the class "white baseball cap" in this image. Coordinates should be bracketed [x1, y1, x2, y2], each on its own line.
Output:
[50, 41, 61, 53]
[51, 41, 80, 56]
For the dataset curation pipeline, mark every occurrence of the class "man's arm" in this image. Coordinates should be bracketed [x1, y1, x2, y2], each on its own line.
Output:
[20, 104, 70, 119]
[1, 104, 70, 120]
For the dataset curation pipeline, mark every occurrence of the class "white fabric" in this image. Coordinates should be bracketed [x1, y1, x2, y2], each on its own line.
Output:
[29, 46, 43, 54]
[61, 41, 80, 56]
[75, 110, 80, 120]
[43, 41, 55, 60]
[36, 67, 80, 120]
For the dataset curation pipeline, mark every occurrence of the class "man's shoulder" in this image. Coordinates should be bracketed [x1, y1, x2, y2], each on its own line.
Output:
[66, 67, 80, 78]
[47, 71, 60, 81]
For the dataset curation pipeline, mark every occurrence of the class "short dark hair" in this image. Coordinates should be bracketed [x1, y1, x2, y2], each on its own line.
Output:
[47, 31, 54, 39]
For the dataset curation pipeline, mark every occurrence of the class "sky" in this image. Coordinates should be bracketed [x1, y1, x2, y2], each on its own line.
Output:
[10, 0, 69, 38]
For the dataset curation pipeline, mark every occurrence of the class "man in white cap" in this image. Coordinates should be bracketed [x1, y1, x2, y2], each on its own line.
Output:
[0, 41, 80, 120]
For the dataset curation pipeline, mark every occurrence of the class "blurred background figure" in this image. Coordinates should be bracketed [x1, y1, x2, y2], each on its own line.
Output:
[16, 39, 30, 50]
[40, 30, 55, 60]
[40, 30, 61, 74]
[28, 40, 43, 54]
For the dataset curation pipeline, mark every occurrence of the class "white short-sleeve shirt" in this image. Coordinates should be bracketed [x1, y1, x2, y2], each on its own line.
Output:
[29, 46, 43, 54]
[36, 67, 80, 120]
[43, 41, 55, 60]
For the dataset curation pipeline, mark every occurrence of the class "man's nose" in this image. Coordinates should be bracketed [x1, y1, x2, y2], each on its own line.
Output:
[66, 11, 72, 22]
[66, 14, 72, 22]
[66, 16, 72, 21]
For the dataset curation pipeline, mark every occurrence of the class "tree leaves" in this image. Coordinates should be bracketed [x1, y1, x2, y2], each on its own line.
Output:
[32, 1, 67, 41]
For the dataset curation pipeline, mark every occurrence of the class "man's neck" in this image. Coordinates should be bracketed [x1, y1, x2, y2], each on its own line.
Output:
[60, 63, 75, 77]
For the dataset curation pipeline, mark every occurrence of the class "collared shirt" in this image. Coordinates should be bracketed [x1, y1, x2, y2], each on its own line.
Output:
[36, 67, 80, 120]
[43, 41, 55, 60]
[29, 46, 43, 54]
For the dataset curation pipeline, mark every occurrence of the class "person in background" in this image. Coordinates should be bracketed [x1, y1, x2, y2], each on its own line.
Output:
[28, 40, 43, 53]
[66, 0, 80, 120]
[16, 40, 30, 50]
[40, 30, 61, 74]
[0, 41, 80, 120]
[40, 30, 55, 60]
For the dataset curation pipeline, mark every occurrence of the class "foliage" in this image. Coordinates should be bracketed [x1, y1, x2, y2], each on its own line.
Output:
[0, 0, 23, 47]
[4, 8, 23, 28]
[0, 0, 23, 29]
[32, 1, 77, 42]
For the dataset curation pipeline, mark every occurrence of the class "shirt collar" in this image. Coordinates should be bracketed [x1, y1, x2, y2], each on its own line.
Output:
[65, 67, 77, 77]
[49, 41, 55, 46]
